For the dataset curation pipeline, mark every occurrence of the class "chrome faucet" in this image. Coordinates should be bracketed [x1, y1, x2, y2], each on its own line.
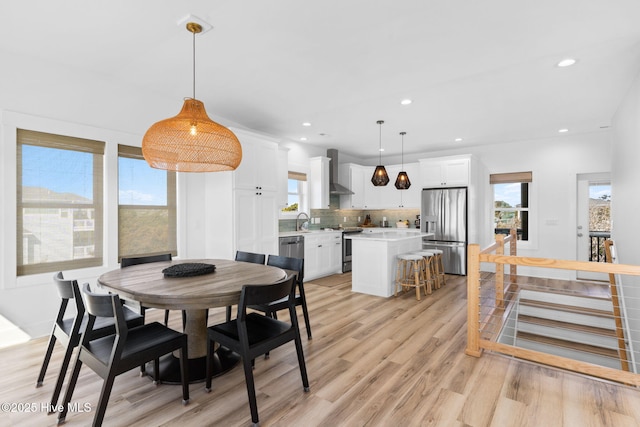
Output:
[296, 212, 310, 231]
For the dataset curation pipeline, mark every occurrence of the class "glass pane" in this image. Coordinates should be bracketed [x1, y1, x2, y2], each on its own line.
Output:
[119, 208, 171, 257]
[118, 157, 167, 205]
[21, 145, 93, 203]
[494, 183, 522, 209]
[21, 207, 96, 264]
[589, 184, 611, 232]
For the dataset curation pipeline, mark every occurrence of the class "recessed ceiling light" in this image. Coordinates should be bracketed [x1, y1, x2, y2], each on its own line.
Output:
[379, 148, 385, 152]
[454, 138, 463, 142]
[558, 128, 569, 133]
[557, 58, 577, 68]
[300, 137, 308, 141]
[302, 122, 311, 127]
[400, 99, 412, 105]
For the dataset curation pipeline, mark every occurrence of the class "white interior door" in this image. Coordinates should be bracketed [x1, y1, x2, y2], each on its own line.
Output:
[576, 173, 611, 281]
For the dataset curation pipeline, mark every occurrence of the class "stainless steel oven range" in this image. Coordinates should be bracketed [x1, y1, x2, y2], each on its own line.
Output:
[342, 228, 363, 273]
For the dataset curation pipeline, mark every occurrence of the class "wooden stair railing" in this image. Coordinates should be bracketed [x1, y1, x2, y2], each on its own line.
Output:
[467, 233, 640, 386]
[604, 239, 630, 372]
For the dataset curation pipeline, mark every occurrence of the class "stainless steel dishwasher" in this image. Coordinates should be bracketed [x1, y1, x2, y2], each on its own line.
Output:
[279, 235, 304, 259]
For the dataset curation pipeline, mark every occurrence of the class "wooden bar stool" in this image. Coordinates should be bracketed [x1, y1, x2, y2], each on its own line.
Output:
[412, 251, 437, 293]
[429, 249, 446, 288]
[395, 254, 427, 300]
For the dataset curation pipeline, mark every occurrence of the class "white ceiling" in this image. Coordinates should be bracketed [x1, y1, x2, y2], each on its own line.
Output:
[2, 0, 640, 159]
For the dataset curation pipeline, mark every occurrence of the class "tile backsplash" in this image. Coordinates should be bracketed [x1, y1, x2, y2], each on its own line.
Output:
[279, 195, 420, 232]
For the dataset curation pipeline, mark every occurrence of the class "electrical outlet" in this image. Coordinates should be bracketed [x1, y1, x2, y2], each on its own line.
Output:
[343, 217, 347, 222]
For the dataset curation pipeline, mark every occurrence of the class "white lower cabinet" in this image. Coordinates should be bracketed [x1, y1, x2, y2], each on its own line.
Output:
[304, 232, 342, 281]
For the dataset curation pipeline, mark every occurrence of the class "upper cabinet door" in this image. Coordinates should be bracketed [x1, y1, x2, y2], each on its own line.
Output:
[420, 157, 469, 187]
[233, 131, 279, 192]
[309, 156, 330, 209]
[339, 164, 365, 209]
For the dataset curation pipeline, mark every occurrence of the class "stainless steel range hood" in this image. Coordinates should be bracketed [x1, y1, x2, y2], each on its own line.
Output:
[327, 149, 354, 195]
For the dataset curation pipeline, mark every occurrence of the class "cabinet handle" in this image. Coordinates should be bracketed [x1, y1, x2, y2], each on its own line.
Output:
[318, 245, 322, 247]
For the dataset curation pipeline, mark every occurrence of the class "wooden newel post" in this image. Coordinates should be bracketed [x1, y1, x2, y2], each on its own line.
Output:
[465, 243, 482, 357]
[495, 234, 505, 309]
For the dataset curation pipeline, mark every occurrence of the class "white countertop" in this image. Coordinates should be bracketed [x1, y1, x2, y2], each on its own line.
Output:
[346, 231, 434, 242]
[279, 230, 342, 238]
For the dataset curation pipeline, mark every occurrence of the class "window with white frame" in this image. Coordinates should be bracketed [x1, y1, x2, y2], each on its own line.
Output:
[492, 171, 531, 241]
[281, 171, 307, 215]
[17, 129, 104, 275]
[118, 145, 177, 260]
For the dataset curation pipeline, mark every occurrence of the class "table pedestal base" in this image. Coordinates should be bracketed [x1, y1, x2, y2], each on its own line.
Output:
[145, 346, 239, 384]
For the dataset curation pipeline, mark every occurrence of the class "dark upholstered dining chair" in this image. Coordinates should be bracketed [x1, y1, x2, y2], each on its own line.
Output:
[226, 251, 267, 321]
[234, 250, 266, 265]
[205, 275, 309, 426]
[36, 272, 144, 412]
[121, 253, 174, 326]
[250, 255, 311, 341]
[58, 283, 189, 427]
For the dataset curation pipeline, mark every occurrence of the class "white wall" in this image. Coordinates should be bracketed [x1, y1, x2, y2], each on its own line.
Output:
[611, 70, 640, 372]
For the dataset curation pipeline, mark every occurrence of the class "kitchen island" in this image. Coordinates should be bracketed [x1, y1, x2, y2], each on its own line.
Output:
[345, 230, 434, 297]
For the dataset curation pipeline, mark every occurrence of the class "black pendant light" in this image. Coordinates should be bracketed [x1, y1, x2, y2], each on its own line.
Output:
[371, 120, 389, 186]
[395, 131, 411, 189]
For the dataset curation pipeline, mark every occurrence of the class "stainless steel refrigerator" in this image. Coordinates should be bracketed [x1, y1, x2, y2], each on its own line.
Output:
[421, 187, 467, 275]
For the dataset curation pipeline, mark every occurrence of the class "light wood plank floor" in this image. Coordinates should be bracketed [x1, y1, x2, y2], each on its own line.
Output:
[2, 274, 640, 426]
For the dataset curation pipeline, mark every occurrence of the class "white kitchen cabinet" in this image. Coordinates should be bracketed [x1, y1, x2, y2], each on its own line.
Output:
[339, 163, 365, 209]
[277, 147, 289, 208]
[304, 232, 342, 281]
[340, 162, 420, 209]
[309, 156, 330, 209]
[203, 128, 280, 260]
[380, 163, 421, 208]
[420, 156, 470, 188]
[233, 132, 279, 192]
[234, 189, 279, 256]
[362, 166, 383, 209]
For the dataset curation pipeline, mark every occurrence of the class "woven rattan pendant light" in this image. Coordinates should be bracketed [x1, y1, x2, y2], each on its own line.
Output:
[371, 120, 389, 186]
[142, 22, 242, 172]
[395, 131, 411, 189]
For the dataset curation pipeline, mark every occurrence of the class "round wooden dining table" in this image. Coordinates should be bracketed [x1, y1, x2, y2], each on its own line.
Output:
[97, 258, 287, 383]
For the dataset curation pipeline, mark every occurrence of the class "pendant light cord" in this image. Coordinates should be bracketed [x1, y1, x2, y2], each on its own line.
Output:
[192, 29, 196, 100]
[379, 123, 382, 164]
[401, 132, 405, 168]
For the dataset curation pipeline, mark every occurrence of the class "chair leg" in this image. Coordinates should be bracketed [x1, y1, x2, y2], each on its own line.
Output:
[300, 300, 312, 340]
[57, 355, 83, 424]
[293, 331, 310, 392]
[226, 306, 233, 322]
[412, 260, 421, 301]
[241, 356, 260, 425]
[92, 373, 117, 427]
[48, 343, 75, 411]
[36, 332, 57, 387]
[179, 341, 189, 404]
[164, 309, 170, 326]
[205, 338, 215, 392]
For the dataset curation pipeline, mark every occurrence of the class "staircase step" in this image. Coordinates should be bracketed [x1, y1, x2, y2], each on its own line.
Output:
[518, 298, 616, 330]
[519, 297, 613, 317]
[517, 315, 618, 349]
[517, 331, 619, 359]
[518, 315, 616, 337]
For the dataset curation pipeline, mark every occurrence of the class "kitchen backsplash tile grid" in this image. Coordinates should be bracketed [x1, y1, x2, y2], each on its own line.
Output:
[279, 195, 419, 232]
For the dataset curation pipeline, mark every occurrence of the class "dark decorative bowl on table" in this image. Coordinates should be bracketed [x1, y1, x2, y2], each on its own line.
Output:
[162, 263, 216, 278]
